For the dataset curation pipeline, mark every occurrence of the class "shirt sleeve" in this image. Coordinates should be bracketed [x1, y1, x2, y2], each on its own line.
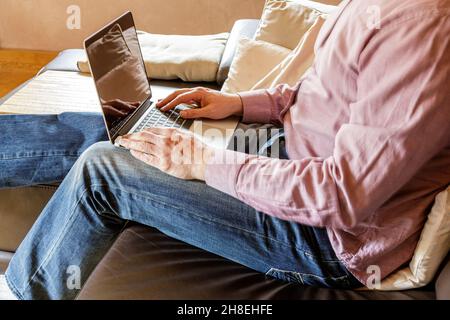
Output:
[206, 15, 450, 230]
[238, 81, 301, 126]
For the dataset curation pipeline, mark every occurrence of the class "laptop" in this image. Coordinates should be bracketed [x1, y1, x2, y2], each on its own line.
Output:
[84, 11, 239, 149]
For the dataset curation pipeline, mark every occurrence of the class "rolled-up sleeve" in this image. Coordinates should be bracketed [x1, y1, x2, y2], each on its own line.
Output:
[239, 81, 301, 126]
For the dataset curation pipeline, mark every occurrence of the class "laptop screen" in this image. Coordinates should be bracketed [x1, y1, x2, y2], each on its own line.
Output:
[85, 13, 151, 137]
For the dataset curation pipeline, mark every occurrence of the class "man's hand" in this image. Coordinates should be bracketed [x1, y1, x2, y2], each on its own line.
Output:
[117, 128, 214, 181]
[157, 87, 243, 120]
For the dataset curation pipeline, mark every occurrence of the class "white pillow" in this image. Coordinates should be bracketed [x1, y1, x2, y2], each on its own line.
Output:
[374, 186, 450, 291]
[221, 37, 291, 94]
[255, 0, 337, 50]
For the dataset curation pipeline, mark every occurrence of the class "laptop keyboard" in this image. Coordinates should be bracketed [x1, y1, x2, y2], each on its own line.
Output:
[134, 103, 192, 133]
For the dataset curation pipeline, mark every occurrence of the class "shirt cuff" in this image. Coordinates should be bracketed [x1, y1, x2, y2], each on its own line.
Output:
[204, 148, 250, 199]
[239, 90, 273, 124]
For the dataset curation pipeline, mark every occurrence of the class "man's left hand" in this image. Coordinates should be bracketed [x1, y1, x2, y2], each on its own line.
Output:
[117, 128, 214, 181]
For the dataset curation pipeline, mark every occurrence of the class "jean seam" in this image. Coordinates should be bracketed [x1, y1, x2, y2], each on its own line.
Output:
[266, 267, 350, 285]
[5, 273, 25, 300]
[0, 154, 82, 160]
[298, 272, 349, 281]
[93, 184, 336, 263]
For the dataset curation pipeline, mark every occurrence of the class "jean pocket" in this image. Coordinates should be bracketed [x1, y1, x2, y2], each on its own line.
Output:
[265, 268, 352, 288]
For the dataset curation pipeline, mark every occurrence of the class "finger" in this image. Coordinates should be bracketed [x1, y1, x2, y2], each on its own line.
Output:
[156, 89, 192, 108]
[130, 150, 160, 167]
[126, 130, 169, 146]
[180, 107, 211, 119]
[160, 90, 205, 112]
[144, 127, 176, 137]
[131, 149, 171, 172]
[119, 138, 156, 154]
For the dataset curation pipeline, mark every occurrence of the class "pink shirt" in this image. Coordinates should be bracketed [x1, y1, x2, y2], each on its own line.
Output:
[205, 0, 450, 284]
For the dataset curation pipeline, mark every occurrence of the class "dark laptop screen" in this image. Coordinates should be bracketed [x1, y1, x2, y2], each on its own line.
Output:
[85, 13, 151, 136]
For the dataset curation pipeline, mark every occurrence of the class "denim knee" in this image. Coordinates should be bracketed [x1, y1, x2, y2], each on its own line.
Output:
[80, 141, 116, 161]
[70, 142, 118, 184]
[79, 141, 117, 165]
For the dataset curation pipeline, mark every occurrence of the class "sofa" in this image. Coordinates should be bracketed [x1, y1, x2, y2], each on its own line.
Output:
[0, 19, 449, 300]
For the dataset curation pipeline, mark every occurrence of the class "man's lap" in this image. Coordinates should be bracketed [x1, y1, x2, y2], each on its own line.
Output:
[79, 141, 357, 288]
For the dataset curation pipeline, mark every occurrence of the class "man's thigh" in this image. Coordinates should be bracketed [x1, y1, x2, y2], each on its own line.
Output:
[84, 142, 352, 288]
[0, 112, 107, 187]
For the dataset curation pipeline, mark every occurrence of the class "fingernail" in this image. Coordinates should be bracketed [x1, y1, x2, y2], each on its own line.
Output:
[117, 137, 129, 146]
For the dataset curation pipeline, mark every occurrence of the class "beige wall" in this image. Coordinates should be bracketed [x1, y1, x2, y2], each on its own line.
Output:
[0, 0, 343, 52]
[0, 0, 266, 51]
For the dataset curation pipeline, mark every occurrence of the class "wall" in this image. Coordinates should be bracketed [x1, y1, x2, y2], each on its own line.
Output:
[0, 0, 266, 51]
[0, 0, 343, 52]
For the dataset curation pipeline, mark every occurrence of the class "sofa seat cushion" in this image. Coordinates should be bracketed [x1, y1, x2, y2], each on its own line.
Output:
[77, 224, 435, 300]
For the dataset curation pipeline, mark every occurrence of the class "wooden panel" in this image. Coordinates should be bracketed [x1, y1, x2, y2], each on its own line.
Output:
[0, 49, 58, 99]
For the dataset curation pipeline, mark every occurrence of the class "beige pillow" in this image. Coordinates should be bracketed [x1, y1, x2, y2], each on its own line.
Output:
[79, 32, 229, 82]
[222, 14, 325, 94]
[255, 0, 337, 50]
[221, 37, 291, 94]
[252, 15, 326, 90]
[373, 186, 450, 291]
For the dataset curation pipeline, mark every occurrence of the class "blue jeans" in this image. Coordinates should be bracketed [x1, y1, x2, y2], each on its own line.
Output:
[1, 113, 360, 300]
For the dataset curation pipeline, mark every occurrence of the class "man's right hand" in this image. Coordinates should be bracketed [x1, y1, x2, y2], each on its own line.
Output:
[156, 87, 243, 120]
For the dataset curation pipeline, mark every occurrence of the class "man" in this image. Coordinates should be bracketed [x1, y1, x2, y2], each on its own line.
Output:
[1, 0, 449, 299]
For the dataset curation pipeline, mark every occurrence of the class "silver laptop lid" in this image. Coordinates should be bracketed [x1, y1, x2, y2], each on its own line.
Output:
[84, 12, 151, 141]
